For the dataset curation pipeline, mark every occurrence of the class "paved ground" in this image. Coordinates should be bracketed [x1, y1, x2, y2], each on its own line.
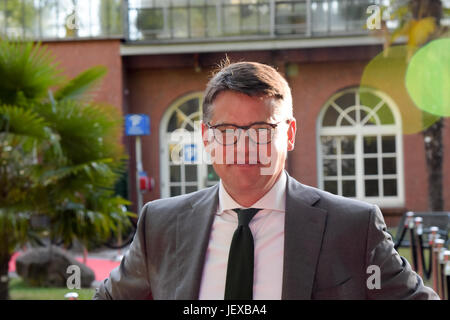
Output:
[8, 245, 129, 288]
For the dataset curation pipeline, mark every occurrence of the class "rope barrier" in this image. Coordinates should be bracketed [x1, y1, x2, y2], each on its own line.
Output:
[394, 212, 449, 299]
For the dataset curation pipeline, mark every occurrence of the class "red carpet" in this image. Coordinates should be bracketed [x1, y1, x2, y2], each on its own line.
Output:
[9, 251, 121, 282]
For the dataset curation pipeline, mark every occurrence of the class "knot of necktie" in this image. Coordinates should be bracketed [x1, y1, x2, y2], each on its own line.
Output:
[234, 208, 261, 226]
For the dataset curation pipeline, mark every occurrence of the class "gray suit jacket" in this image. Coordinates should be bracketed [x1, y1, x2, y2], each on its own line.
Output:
[94, 172, 438, 300]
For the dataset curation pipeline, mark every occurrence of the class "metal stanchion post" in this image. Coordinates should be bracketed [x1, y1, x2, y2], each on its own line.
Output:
[414, 217, 424, 278]
[443, 250, 450, 300]
[427, 226, 439, 281]
[434, 239, 445, 299]
[406, 212, 417, 271]
[429, 226, 439, 245]
[439, 249, 449, 300]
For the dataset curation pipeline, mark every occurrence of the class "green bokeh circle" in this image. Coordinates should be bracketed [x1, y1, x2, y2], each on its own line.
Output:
[405, 38, 450, 117]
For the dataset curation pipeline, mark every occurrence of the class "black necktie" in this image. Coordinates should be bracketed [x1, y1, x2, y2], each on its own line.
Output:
[224, 208, 261, 300]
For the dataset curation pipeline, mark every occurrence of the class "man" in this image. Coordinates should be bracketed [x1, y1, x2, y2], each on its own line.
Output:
[94, 61, 438, 300]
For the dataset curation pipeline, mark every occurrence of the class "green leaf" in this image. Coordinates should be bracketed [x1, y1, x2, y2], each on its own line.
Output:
[54, 66, 107, 101]
[0, 40, 64, 105]
[0, 105, 48, 140]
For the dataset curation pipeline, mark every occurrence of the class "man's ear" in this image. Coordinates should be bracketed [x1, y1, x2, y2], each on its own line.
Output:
[201, 121, 211, 149]
[287, 118, 296, 151]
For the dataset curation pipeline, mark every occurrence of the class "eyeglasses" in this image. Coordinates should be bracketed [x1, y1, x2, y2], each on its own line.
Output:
[206, 120, 290, 145]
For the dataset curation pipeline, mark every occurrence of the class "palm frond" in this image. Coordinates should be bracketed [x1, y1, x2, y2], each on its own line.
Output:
[54, 66, 107, 102]
[39, 158, 116, 186]
[0, 104, 48, 140]
[0, 40, 64, 105]
[34, 100, 124, 164]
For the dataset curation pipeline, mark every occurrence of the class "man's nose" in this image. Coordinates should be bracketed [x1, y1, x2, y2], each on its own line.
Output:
[235, 131, 258, 163]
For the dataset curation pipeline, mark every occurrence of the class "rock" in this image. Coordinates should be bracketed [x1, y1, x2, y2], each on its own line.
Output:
[15, 246, 95, 288]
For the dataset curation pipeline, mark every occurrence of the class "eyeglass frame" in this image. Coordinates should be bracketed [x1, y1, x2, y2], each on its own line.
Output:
[205, 119, 291, 145]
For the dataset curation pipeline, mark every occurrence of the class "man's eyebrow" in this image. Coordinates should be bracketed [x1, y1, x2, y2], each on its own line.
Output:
[210, 121, 272, 127]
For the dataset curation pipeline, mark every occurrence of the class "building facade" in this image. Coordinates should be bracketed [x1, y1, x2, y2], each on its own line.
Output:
[1, 0, 449, 226]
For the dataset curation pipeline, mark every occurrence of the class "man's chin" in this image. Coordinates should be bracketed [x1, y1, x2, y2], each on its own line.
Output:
[228, 163, 264, 172]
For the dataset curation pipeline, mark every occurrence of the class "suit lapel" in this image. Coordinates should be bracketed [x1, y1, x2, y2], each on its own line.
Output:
[174, 185, 219, 299]
[282, 174, 328, 299]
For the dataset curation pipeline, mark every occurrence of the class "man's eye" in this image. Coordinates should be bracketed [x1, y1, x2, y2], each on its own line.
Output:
[252, 126, 271, 132]
[218, 127, 236, 134]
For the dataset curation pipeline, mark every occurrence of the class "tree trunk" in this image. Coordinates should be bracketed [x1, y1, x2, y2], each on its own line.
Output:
[423, 118, 444, 211]
[411, 0, 444, 212]
[0, 253, 11, 300]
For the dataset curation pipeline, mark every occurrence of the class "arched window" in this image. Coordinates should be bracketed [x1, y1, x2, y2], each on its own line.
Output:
[316, 87, 405, 207]
[159, 92, 219, 198]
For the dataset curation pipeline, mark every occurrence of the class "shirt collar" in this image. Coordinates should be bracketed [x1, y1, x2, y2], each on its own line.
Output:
[218, 171, 287, 214]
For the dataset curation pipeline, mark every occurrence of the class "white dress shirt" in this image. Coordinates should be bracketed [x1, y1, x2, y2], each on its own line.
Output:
[198, 171, 286, 300]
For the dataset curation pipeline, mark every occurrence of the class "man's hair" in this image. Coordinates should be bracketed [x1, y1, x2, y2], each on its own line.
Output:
[202, 60, 293, 122]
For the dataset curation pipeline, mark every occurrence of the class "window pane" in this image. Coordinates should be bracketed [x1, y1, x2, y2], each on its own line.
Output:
[334, 92, 355, 110]
[324, 180, 337, 194]
[172, 7, 188, 38]
[275, 2, 306, 35]
[377, 104, 395, 124]
[321, 136, 337, 155]
[329, 0, 346, 32]
[342, 180, 356, 197]
[180, 98, 200, 117]
[323, 159, 337, 177]
[40, 1, 59, 38]
[322, 106, 340, 126]
[345, 0, 367, 31]
[363, 136, 377, 154]
[364, 158, 378, 175]
[383, 179, 397, 196]
[170, 186, 181, 196]
[170, 165, 181, 182]
[339, 111, 354, 126]
[342, 159, 355, 176]
[383, 157, 396, 174]
[259, 3, 271, 33]
[185, 165, 197, 181]
[311, 1, 328, 33]
[361, 109, 377, 126]
[347, 110, 357, 123]
[190, 7, 206, 38]
[241, 4, 258, 34]
[223, 5, 239, 35]
[382, 136, 396, 153]
[359, 90, 381, 109]
[168, 112, 182, 132]
[206, 6, 219, 37]
[365, 179, 379, 197]
[169, 143, 182, 162]
[207, 165, 219, 182]
[341, 136, 355, 154]
[186, 186, 197, 194]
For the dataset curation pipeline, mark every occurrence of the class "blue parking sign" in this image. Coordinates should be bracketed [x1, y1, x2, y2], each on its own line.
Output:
[183, 144, 197, 163]
[125, 114, 150, 136]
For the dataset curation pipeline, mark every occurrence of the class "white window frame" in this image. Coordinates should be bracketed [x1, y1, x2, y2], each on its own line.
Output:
[316, 87, 405, 208]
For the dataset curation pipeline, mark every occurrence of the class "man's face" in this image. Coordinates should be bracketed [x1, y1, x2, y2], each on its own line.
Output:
[202, 90, 296, 200]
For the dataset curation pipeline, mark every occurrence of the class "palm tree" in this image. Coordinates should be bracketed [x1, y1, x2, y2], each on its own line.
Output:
[0, 39, 133, 300]
[380, 0, 448, 211]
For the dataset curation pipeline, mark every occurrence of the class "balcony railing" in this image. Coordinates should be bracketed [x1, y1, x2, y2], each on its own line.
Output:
[126, 0, 379, 42]
[0, 0, 391, 42]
